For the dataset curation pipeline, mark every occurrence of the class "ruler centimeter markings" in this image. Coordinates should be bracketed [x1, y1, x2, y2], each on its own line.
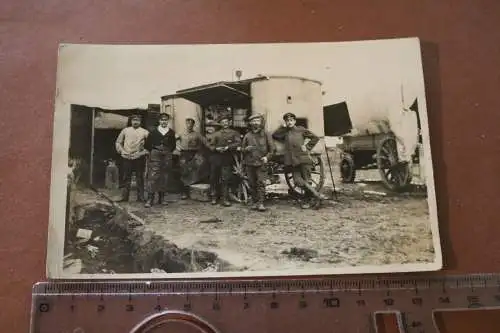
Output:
[30, 273, 500, 333]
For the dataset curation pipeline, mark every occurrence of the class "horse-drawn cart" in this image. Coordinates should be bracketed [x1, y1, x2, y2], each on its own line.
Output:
[338, 132, 419, 192]
[324, 97, 423, 193]
[160, 75, 327, 204]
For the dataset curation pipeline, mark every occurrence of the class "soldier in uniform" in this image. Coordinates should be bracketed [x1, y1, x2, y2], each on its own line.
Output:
[212, 115, 242, 207]
[114, 114, 149, 202]
[272, 112, 327, 209]
[177, 118, 204, 199]
[202, 120, 221, 204]
[143, 113, 177, 208]
[241, 113, 275, 211]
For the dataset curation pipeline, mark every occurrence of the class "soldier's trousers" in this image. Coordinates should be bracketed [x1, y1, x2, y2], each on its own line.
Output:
[120, 156, 146, 199]
[246, 165, 267, 204]
[208, 155, 220, 198]
[210, 153, 233, 201]
[291, 163, 318, 198]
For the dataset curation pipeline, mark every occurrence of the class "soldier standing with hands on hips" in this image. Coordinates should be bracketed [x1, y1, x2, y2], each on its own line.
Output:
[212, 115, 242, 207]
[241, 113, 275, 211]
[272, 112, 327, 209]
[114, 114, 149, 202]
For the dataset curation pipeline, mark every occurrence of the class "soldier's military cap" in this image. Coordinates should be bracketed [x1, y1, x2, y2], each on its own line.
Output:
[205, 120, 221, 128]
[248, 113, 264, 122]
[282, 112, 296, 120]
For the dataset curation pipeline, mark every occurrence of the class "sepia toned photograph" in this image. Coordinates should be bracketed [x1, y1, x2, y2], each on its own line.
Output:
[47, 38, 442, 279]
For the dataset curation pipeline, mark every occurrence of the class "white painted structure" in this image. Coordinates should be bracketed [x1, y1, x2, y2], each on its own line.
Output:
[250, 76, 325, 154]
[160, 97, 202, 133]
[160, 75, 326, 155]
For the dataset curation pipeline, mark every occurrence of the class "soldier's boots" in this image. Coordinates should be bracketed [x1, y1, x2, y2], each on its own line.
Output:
[136, 190, 144, 202]
[180, 186, 189, 200]
[158, 192, 168, 205]
[117, 188, 130, 202]
[144, 193, 154, 208]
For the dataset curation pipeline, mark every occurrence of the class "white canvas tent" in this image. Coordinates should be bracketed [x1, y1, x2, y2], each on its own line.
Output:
[93, 111, 129, 129]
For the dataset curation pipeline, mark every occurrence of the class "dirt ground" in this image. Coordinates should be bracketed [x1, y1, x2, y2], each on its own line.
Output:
[102, 167, 435, 273]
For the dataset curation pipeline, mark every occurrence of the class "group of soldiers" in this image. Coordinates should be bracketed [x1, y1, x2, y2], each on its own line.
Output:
[114, 111, 327, 211]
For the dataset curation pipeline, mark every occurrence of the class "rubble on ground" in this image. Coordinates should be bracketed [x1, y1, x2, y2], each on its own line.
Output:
[63, 198, 234, 275]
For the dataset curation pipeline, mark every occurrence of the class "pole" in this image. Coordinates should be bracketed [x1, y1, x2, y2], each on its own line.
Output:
[90, 108, 96, 186]
[324, 142, 338, 200]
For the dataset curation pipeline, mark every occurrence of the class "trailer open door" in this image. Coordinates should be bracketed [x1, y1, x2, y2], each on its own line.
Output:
[323, 101, 353, 137]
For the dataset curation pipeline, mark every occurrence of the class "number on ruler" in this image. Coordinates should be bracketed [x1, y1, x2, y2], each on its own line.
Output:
[438, 296, 450, 304]
[323, 298, 340, 308]
[212, 301, 221, 311]
[383, 298, 395, 306]
[125, 304, 134, 312]
[412, 297, 423, 306]
[183, 303, 192, 311]
[299, 299, 308, 309]
[467, 295, 482, 308]
[356, 299, 366, 307]
[39, 303, 50, 313]
[243, 301, 250, 310]
[97, 304, 105, 312]
[154, 304, 162, 312]
[270, 301, 279, 309]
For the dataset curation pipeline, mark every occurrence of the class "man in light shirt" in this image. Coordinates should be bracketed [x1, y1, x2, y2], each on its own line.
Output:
[115, 114, 149, 202]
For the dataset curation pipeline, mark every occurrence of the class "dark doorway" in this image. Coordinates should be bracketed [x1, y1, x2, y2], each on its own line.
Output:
[69, 105, 93, 185]
[296, 117, 309, 129]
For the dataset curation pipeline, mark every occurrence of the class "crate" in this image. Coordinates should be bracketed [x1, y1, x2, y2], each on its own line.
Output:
[189, 183, 211, 202]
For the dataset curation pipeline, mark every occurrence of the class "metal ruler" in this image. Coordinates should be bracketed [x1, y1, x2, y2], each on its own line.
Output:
[30, 273, 500, 333]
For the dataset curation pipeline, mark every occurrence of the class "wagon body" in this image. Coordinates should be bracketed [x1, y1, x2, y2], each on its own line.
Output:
[324, 94, 424, 192]
[161, 76, 325, 154]
[159, 75, 327, 202]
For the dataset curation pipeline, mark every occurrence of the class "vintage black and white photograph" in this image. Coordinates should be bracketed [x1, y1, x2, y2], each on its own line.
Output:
[47, 38, 442, 279]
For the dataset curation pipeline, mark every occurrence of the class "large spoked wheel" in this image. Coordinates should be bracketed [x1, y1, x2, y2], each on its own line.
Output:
[340, 153, 356, 183]
[376, 135, 412, 192]
[228, 151, 250, 204]
[285, 154, 325, 197]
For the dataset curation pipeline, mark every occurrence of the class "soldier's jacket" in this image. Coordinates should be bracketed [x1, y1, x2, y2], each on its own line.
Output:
[241, 129, 276, 166]
[272, 125, 319, 166]
[178, 130, 203, 151]
[212, 128, 242, 164]
[203, 132, 217, 152]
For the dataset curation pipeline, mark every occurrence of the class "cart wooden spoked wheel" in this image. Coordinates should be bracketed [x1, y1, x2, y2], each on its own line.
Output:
[228, 150, 250, 204]
[284, 154, 325, 197]
[340, 153, 356, 183]
[376, 135, 412, 192]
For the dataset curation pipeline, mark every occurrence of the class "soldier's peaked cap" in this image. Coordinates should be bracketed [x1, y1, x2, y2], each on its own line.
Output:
[131, 113, 142, 120]
[205, 120, 221, 128]
[218, 115, 231, 122]
[159, 113, 170, 119]
[248, 113, 264, 121]
[283, 112, 296, 120]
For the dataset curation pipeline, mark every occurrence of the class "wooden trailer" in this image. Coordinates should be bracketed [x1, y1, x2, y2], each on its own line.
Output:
[160, 75, 327, 203]
[323, 98, 423, 192]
